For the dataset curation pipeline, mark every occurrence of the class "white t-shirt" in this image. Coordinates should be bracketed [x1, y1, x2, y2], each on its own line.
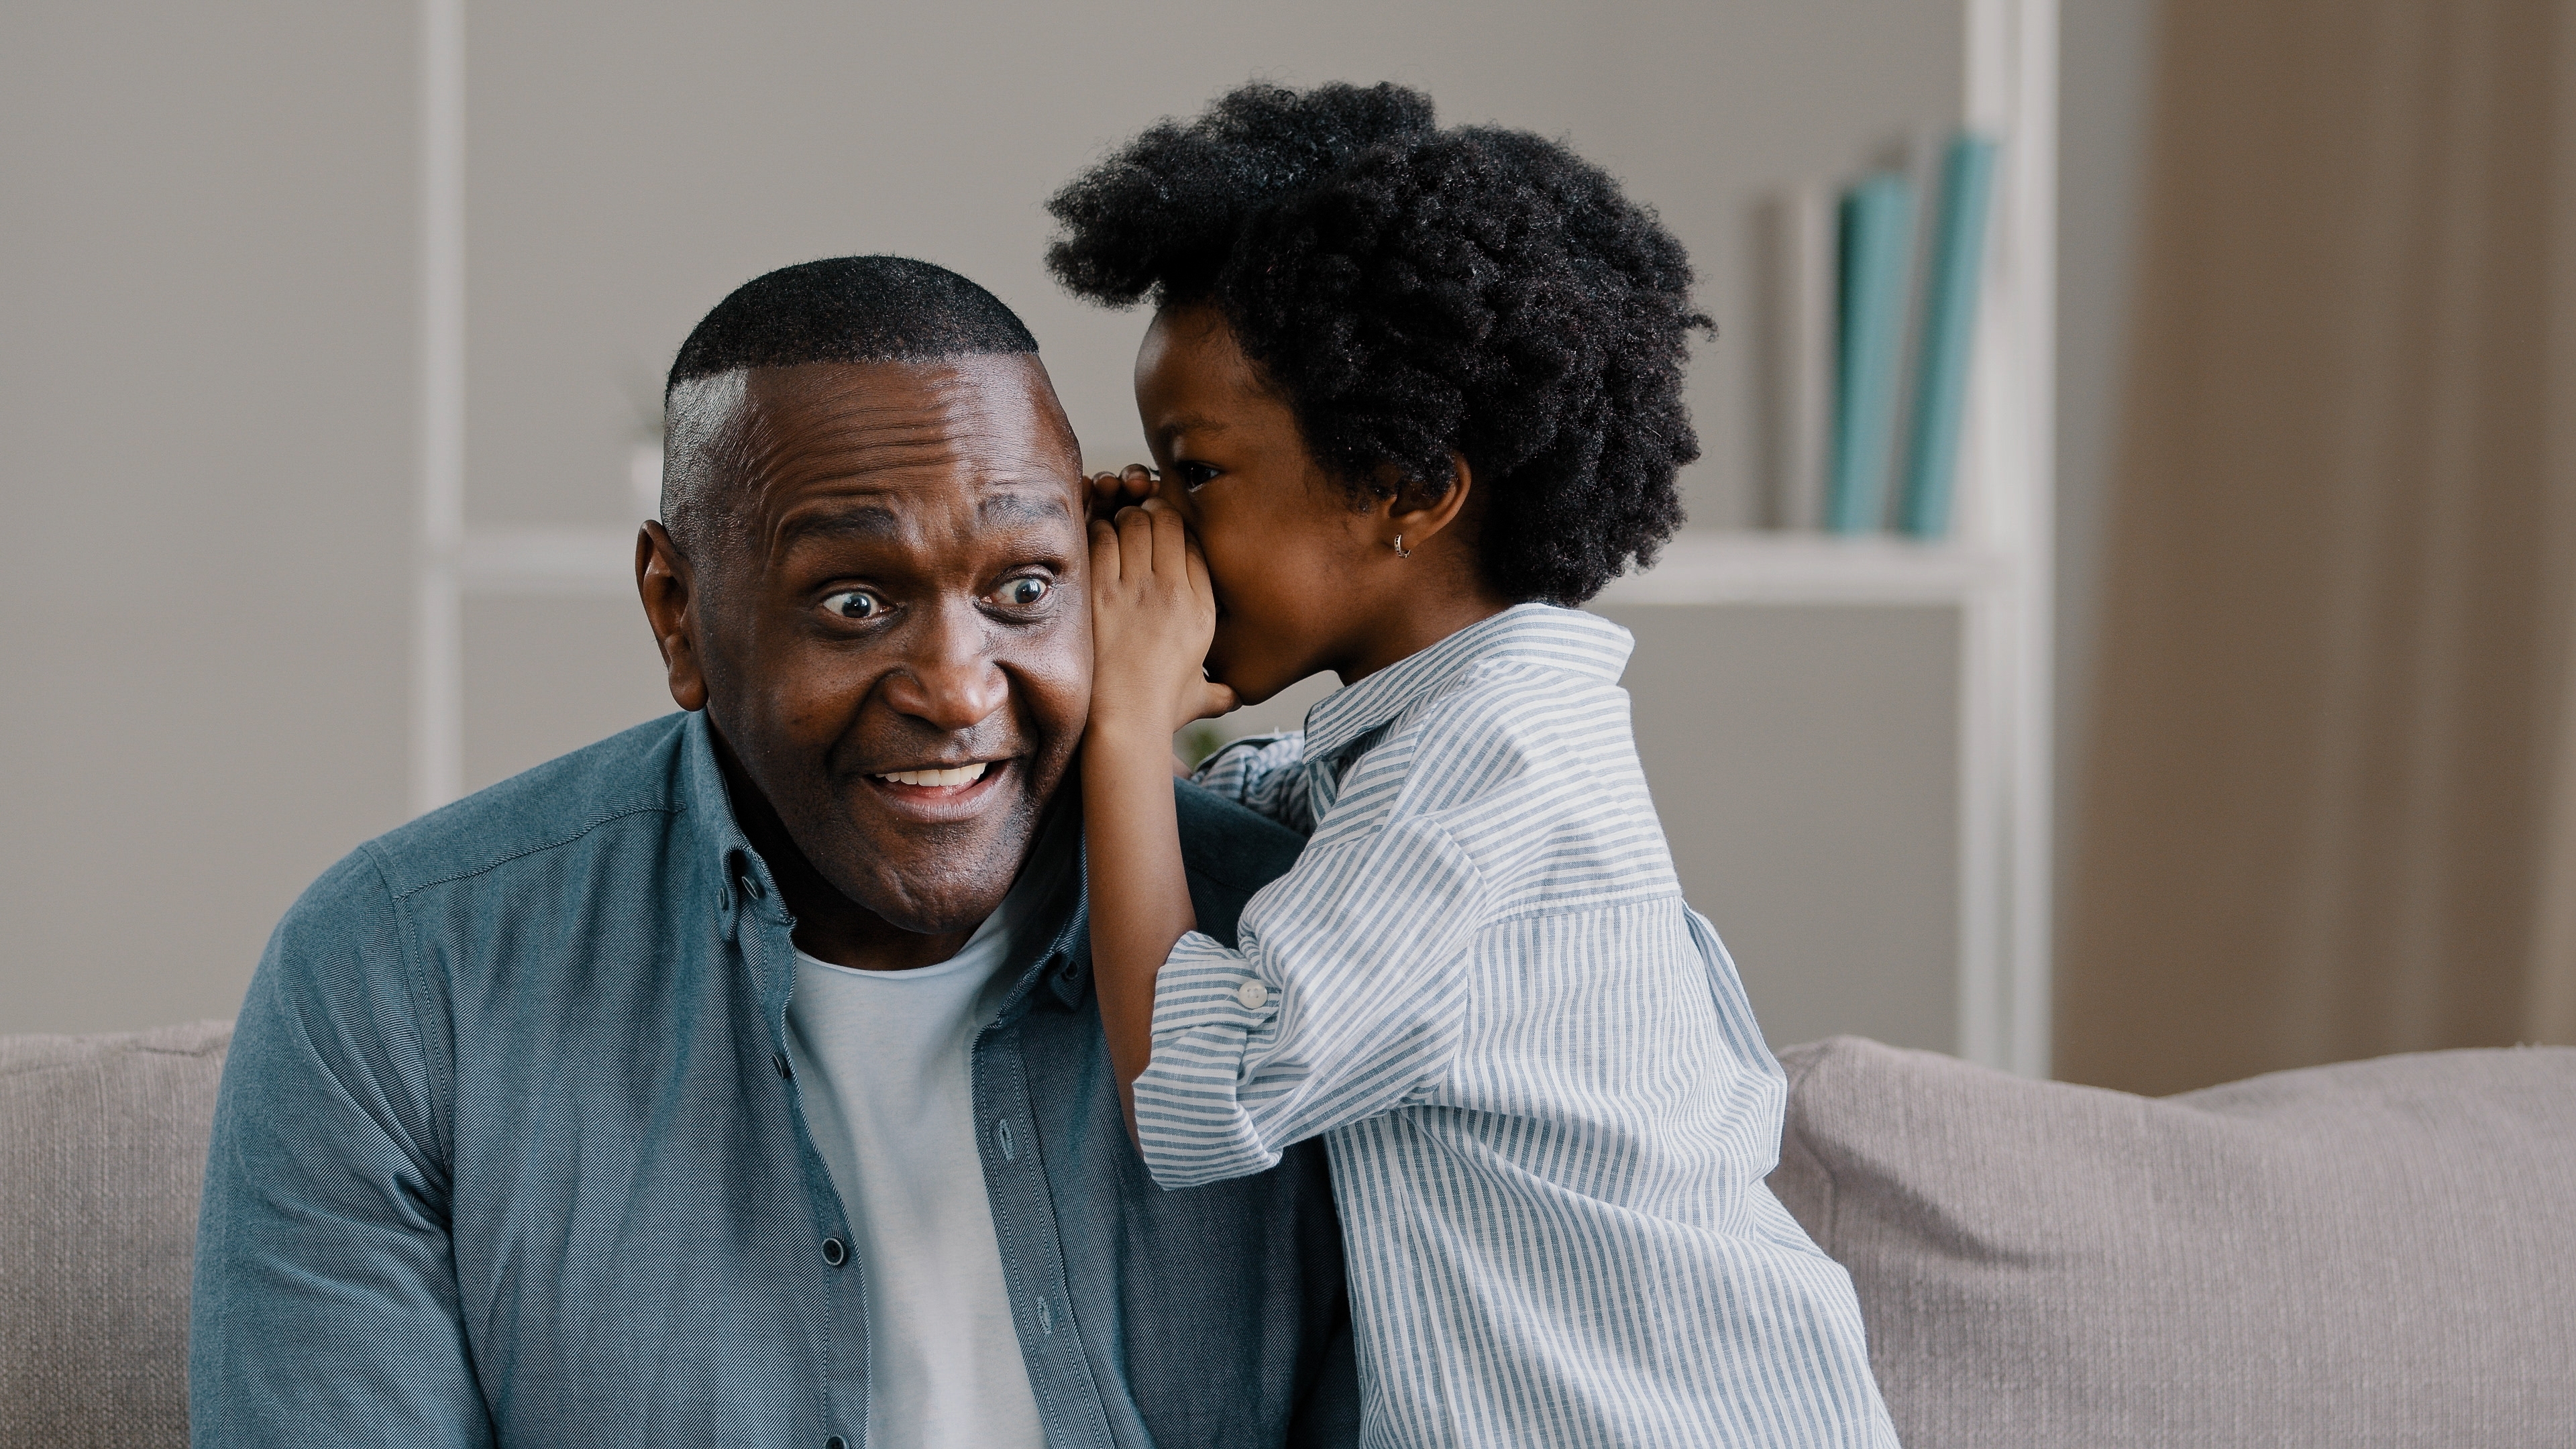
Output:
[784, 851, 1067, 1449]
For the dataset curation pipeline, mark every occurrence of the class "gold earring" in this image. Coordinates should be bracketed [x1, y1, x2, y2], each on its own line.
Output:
[1393, 534, 1411, 559]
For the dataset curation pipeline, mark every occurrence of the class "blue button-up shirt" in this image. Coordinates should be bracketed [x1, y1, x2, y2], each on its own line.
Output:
[191, 710, 1356, 1448]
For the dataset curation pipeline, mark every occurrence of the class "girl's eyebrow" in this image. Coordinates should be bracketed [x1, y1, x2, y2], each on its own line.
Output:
[1155, 414, 1230, 439]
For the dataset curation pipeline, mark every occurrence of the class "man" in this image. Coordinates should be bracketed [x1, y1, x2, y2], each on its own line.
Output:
[191, 257, 1355, 1448]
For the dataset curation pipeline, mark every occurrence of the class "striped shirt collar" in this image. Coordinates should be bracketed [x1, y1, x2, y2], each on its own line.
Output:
[1300, 602, 1635, 762]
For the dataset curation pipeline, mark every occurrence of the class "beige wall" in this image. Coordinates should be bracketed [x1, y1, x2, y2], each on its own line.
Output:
[6, 2, 2146, 1044]
[3, 3, 418, 1032]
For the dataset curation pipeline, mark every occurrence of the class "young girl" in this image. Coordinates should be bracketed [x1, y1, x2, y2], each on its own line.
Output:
[1053, 83, 1896, 1448]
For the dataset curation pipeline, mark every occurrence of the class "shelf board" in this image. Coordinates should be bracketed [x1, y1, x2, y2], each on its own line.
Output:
[1597, 532, 2005, 606]
[455, 526, 639, 594]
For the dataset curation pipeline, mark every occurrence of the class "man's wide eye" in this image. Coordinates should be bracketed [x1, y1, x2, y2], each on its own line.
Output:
[823, 590, 881, 620]
[998, 577, 1050, 606]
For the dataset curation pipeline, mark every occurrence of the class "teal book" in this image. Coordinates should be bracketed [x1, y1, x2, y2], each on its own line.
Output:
[1899, 133, 2000, 538]
[1827, 173, 1917, 533]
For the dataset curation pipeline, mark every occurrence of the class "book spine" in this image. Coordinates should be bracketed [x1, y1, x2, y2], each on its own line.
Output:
[1900, 133, 2000, 538]
[1827, 173, 1916, 533]
[1757, 186, 1835, 529]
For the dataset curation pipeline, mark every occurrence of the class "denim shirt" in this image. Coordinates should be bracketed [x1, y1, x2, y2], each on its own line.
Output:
[191, 712, 1356, 1449]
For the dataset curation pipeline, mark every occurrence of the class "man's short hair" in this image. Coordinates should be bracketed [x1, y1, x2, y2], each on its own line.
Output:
[667, 255, 1038, 390]
[661, 256, 1043, 555]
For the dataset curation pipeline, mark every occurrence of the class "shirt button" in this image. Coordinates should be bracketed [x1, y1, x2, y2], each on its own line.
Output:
[773, 1051, 793, 1080]
[739, 873, 764, 900]
[1237, 979, 1269, 1010]
[826, 1437, 849, 1449]
[821, 1237, 847, 1267]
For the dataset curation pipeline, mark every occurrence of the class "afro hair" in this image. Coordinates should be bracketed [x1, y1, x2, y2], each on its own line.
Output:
[1046, 82, 1710, 604]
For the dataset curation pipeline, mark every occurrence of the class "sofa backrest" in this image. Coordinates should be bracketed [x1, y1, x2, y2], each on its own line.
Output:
[1, 1020, 230, 1448]
[1769, 1036, 2576, 1449]
[9, 1022, 2571, 1446]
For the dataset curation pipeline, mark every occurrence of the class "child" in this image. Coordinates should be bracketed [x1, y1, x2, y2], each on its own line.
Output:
[1053, 83, 1897, 1448]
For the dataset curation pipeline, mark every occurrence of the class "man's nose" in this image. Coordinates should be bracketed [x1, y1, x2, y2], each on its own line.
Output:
[883, 601, 1010, 733]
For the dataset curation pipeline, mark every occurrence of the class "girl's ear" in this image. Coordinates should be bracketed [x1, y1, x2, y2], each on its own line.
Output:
[1385, 452, 1477, 549]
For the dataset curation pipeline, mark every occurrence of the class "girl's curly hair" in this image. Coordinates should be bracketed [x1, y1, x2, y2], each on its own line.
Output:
[1046, 81, 1709, 604]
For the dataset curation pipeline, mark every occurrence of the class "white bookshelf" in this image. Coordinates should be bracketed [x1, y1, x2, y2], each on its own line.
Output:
[1599, 0, 2057, 1077]
[1598, 534, 2006, 606]
[411, 0, 2057, 1078]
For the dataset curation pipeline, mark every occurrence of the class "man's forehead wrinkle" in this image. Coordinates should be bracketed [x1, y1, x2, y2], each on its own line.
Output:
[708, 362, 1081, 574]
[741, 383, 1070, 489]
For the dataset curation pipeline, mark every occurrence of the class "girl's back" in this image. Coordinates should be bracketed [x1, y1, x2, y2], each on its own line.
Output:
[1156, 604, 1890, 1447]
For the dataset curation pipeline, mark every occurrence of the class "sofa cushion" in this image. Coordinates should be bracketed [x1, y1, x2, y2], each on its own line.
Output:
[1, 1020, 231, 1448]
[1768, 1036, 2576, 1448]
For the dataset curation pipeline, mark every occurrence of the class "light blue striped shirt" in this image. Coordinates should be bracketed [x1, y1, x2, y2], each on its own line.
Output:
[1142, 604, 1897, 1448]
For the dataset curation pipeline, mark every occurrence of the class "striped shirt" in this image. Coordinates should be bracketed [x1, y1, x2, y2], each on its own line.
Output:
[1141, 604, 1898, 1448]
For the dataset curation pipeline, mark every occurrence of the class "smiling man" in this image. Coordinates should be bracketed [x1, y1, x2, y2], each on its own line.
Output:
[191, 258, 1355, 1449]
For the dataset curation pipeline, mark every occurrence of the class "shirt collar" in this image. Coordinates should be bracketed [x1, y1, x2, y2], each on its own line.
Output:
[1299, 603, 1636, 762]
[676, 710, 764, 895]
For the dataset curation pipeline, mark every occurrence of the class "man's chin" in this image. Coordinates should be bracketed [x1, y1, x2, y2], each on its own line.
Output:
[836, 862, 1021, 938]
[825, 779, 1047, 937]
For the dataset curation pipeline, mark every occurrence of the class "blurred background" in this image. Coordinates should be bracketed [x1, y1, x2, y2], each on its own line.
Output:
[6, 0, 2571, 1094]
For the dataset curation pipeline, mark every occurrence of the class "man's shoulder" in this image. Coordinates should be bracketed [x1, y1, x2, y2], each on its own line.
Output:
[1174, 777, 1306, 946]
[357, 714, 693, 900]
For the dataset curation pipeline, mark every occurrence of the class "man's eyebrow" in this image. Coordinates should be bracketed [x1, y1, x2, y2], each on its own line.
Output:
[776, 504, 901, 548]
[978, 491, 1074, 526]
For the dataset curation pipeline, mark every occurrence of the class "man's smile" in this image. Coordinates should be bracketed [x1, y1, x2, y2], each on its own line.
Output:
[875, 761, 989, 788]
[859, 756, 1017, 822]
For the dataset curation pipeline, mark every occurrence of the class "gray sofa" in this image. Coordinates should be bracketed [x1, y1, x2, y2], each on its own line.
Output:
[5, 1021, 2571, 1446]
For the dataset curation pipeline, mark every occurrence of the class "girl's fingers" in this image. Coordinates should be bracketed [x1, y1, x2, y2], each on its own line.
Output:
[1148, 498, 1189, 572]
[1116, 503, 1159, 579]
[1183, 529, 1214, 605]
[1085, 474, 1118, 524]
[1088, 516, 1123, 586]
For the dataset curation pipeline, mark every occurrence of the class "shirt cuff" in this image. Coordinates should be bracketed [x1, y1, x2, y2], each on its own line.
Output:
[1132, 932, 1285, 1188]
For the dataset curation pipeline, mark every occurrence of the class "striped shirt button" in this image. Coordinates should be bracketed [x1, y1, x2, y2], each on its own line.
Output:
[1236, 979, 1269, 1010]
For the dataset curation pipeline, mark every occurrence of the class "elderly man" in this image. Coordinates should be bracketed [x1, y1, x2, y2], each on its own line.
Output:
[191, 258, 1354, 1448]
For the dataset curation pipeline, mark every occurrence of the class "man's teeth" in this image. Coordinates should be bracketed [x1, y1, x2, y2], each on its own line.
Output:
[877, 762, 990, 788]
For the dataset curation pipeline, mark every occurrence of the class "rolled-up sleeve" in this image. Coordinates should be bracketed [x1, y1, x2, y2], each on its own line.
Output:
[1133, 812, 1485, 1187]
[1189, 733, 1313, 833]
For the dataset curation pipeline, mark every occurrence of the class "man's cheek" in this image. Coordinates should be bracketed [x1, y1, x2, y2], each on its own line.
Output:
[1014, 621, 1093, 737]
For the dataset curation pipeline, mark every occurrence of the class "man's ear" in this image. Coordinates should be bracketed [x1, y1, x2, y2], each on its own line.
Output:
[1384, 452, 1477, 549]
[637, 521, 709, 712]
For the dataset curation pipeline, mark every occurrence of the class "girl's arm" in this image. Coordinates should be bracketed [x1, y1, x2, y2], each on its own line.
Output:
[1085, 499, 1235, 1131]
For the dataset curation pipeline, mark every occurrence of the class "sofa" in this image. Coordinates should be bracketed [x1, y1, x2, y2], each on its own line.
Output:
[5, 1020, 2571, 1446]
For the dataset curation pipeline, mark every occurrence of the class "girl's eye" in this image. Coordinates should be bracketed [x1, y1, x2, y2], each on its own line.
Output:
[1175, 462, 1220, 490]
[998, 576, 1051, 607]
[822, 589, 882, 621]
